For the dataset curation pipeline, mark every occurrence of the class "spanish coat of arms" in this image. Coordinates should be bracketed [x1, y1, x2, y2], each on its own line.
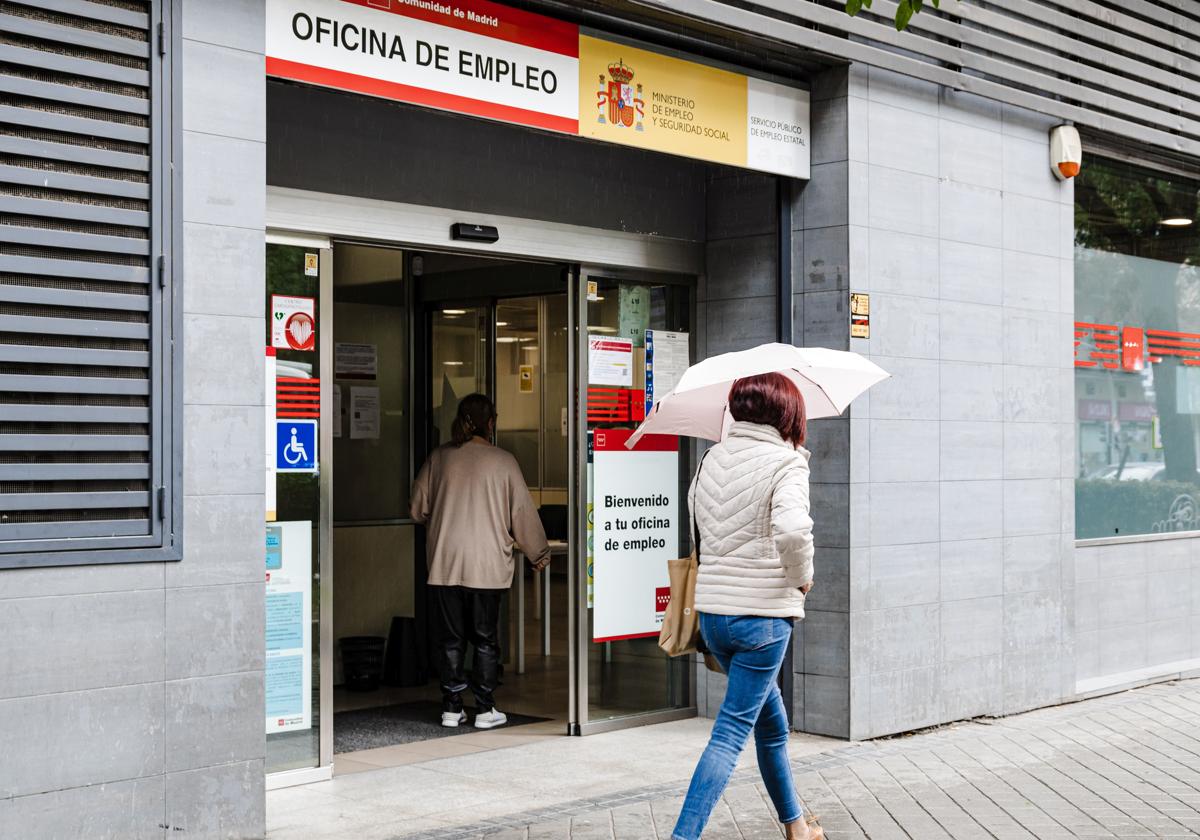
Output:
[596, 59, 645, 131]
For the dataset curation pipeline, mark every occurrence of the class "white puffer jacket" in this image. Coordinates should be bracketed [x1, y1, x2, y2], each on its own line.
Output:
[690, 421, 815, 619]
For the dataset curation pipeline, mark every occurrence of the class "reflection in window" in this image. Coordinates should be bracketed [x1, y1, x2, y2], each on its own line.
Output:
[1075, 157, 1200, 538]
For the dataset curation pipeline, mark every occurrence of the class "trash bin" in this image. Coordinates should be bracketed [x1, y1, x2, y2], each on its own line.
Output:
[383, 616, 424, 687]
[339, 636, 386, 692]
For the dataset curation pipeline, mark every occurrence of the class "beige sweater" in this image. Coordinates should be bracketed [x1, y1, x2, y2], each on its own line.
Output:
[690, 422, 815, 619]
[411, 438, 550, 589]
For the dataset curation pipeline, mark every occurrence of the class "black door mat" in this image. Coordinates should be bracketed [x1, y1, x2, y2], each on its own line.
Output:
[334, 700, 549, 754]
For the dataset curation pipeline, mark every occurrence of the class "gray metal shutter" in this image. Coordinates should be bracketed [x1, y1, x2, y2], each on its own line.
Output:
[0, 0, 179, 566]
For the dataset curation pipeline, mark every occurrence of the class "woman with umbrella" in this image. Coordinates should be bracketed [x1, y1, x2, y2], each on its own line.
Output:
[670, 371, 821, 840]
[634, 344, 886, 840]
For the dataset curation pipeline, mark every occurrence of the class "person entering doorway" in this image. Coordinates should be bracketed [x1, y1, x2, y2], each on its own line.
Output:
[411, 394, 552, 729]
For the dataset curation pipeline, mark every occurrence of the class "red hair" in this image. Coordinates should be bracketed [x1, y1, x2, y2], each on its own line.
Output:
[728, 373, 807, 447]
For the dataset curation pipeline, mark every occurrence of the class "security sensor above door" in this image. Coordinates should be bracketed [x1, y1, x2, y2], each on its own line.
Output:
[451, 223, 500, 243]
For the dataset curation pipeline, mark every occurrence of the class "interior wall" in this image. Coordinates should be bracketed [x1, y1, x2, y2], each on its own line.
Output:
[332, 525, 417, 684]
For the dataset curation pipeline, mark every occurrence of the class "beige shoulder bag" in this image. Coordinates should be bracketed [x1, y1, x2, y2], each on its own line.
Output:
[658, 455, 723, 673]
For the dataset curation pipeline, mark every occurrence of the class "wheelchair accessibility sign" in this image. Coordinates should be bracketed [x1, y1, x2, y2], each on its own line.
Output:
[276, 420, 317, 473]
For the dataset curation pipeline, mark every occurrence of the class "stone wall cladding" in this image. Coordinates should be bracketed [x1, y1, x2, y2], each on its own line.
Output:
[0, 2, 269, 837]
[843, 65, 1076, 739]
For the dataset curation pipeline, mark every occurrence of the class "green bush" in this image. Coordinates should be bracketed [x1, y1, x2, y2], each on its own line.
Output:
[1076, 479, 1200, 539]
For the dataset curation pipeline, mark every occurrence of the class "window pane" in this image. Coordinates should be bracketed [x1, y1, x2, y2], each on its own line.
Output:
[1075, 157, 1200, 538]
[332, 245, 410, 521]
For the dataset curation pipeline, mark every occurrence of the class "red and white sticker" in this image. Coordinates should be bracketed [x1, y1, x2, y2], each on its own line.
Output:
[271, 294, 317, 352]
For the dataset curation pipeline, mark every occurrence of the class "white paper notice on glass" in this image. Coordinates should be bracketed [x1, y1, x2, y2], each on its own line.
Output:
[332, 385, 342, 439]
[645, 330, 690, 408]
[588, 335, 634, 387]
[265, 520, 312, 734]
[334, 342, 377, 379]
[349, 386, 380, 439]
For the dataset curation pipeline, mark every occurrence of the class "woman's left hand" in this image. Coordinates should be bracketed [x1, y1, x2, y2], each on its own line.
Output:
[799, 582, 813, 594]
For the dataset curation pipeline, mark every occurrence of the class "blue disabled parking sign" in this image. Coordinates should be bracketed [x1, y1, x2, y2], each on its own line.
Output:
[276, 420, 317, 473]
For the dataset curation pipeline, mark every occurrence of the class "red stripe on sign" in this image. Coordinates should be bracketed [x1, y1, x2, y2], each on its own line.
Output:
[592, 631, 660, 643]
[338, 0, 579, 58]
[266, 58, 579, 134]
[592, 427, 677, 452]
[278, 412, 320, 418]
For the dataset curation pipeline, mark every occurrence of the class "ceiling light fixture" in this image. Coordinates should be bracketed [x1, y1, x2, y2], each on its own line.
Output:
[1162, 217, 1194, 227]
[443, 308, 467, 315]
[443, 360, 464, 366]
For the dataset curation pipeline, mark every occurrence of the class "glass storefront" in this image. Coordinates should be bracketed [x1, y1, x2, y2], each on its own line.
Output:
[581, 272, 695, 726]
[1075, 156, 1200, 538]
[265, 243, 326, 774]
[263, 241, 699, 780]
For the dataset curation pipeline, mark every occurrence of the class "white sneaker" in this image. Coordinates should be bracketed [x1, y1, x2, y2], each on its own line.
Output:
[474, 708, 507, 729]
[441, 710, 467, 728]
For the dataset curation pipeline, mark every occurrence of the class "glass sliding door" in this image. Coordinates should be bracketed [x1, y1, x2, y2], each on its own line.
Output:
[573, 267, 696, 733]
[265, 242, 332, 778]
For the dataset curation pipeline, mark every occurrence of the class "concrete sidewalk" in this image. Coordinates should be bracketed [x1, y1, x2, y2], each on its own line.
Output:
[268, 679, 1200, 839]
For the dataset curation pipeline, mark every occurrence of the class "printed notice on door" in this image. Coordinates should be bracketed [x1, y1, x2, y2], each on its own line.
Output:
[334, 342, 377, 379]
[349, 386, 381, 439]
[265, 521, 312, 734]
[588, 335, 633, 387]
[645, 330, 690, 408]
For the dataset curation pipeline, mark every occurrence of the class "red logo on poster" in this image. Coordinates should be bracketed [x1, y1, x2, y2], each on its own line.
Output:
[655, 586, 671, 613]
[1121, 327, 1145, 372]
[1076, 321, 1200, 371]
[285, 312, 315, 351]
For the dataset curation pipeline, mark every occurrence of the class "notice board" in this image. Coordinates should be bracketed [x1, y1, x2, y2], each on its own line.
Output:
[591, 429, 679, 642]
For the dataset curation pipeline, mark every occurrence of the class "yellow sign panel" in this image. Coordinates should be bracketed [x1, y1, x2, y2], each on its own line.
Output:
[850, 292, 870, 339]
[579, 35, 748, 169]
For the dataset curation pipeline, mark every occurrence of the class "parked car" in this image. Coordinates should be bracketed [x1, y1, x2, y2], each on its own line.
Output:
[1089, 462, 1165, 481]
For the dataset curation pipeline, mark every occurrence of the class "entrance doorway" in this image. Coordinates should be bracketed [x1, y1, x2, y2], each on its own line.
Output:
[264, 237, 697, 782]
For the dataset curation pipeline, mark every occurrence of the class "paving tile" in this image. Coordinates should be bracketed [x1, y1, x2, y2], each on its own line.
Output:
[301, 681, 1200, 840]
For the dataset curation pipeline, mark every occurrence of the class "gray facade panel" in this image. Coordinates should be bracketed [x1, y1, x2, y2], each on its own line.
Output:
[165, 759, 266, 838]
[0, 590, 165, 701]
[267, 81, 710, 242]
[0, 777, 164, 840]
[0, 684, 165, 799]
[791, 66, 1079, 739]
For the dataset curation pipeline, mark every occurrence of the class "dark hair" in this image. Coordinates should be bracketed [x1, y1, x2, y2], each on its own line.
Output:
[728, 373, 807, 447]
[451, 393, 496, 446]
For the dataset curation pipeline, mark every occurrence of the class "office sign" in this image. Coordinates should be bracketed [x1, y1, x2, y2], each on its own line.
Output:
[578, 36, 809, 179]
[266, 0, 579, 133]
[266, 0, 809, 178]
[592, 429, 679, 642]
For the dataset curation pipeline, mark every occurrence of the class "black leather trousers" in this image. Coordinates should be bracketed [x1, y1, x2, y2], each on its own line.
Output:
[429, 584, 504, 712]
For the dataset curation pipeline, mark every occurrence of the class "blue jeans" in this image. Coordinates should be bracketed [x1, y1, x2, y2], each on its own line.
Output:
[672, 613, 801, 840]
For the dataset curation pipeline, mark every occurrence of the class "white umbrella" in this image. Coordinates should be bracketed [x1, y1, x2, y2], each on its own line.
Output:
[626, 343, 889, 448]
